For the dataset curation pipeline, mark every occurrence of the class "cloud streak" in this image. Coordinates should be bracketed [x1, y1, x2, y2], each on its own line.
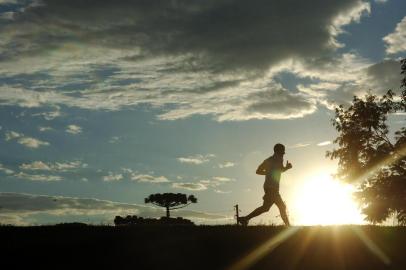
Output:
[131, 174, 170, 183]
[172, 182, 208, 191]
[173, 176, 234, 191]
[218, 162, 235, 168]
[20, 160, 86, 172]
[289, 143, 312, 149]
[14, 172, 62, 182]
[178, 154, 215, 165]
[38, 126, 54, 132]
[317, 141, 332, 146]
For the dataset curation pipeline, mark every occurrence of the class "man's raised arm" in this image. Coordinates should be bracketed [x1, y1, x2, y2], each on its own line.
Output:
[282, 160, 292, 172]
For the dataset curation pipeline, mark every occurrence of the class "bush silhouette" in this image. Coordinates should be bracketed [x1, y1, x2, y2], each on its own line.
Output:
[114, 215, 194, 226]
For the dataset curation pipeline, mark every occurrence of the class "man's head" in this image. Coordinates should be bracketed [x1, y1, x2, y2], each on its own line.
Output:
[273, 143, 285, 156]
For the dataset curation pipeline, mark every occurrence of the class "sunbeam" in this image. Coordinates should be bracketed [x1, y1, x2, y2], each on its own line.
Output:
[352, 144, 406, 185]
[228, 226, 300, 270]
[351, 226, 391, 266]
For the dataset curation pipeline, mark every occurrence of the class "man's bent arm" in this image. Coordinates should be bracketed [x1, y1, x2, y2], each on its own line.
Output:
[256, 162, 267, 175]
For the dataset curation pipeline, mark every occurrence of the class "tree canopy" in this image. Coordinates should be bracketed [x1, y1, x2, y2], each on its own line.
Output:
[145, 193, 197, 218]
[327, 58, 406, 225]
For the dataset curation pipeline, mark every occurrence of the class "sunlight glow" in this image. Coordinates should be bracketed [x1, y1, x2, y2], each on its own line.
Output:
[292, 171, 364, 225]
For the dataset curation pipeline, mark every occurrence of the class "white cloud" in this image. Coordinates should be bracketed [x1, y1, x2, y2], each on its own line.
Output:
[293, 56, 403, 109]
[199, 179, 221, 188]
[0, 163, 14, 175]
[317, 141, 332, 146]
[214, 189, 232, 194]
[131, 174, 170, 183]
[0, 192, 229, 225]
[38, 126, 54, 132]
[172, 182, 208, 191]
[5, 130, 22, 141]
[120, 169, 170, 184]
[109, 136, 120, 143]
[329, 1, 370, 41]
[32, 107, 62, 120]
[5, 131, 50, 148]
[5, 130, 50, 148]
[18, 137, 49, 148]
[57, 161, 88, 170]
[211, 176, 234, 182]
[177, 154, 215, 165]
[66, 124, 82, 134]
[198, 177, 234, 189]
[384, 16, 406, 54]
[14, 172, 62, 182]
[174, 176, 234, 191]
[157, 82, 317, 121]
[218, 162, 235, 168]
[121, 168, 133, 173]
[20, 161, 50, 170]
[20, 160, 85, 172]
[289, 143, 312, 149]
[103, 172, 123, 182]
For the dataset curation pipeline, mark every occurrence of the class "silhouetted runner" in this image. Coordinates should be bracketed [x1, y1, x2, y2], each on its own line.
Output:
[238, 143, 292, 226]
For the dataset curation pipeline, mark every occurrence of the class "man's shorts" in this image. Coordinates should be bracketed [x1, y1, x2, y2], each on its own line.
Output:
[262, 188, 284, 207]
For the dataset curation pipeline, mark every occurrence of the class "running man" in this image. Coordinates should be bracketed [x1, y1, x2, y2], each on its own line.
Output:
[238, 143, 292, 226]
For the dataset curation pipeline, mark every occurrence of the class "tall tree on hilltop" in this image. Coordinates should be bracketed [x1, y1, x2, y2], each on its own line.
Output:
[145, 193, 197, 218]
[327, 58, 406, 225]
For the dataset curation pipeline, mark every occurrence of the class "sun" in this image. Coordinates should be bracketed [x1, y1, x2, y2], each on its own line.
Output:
[291, 171, 365, 225]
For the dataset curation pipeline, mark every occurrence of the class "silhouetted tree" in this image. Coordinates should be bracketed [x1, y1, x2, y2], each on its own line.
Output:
[145, 193, 197, 218]
[327, 58, 406, 225]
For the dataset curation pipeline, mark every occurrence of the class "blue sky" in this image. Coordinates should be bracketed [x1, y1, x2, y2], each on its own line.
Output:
[0, 0, 405, 225]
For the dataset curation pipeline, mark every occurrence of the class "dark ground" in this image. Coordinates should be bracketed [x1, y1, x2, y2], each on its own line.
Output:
[1, 225, 406, 270]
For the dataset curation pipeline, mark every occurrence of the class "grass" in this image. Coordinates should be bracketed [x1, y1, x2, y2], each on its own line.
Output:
[1, 225, 405, 269]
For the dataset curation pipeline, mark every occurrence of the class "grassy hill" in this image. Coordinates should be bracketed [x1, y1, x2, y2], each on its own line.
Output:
[1, 225, 405, 269]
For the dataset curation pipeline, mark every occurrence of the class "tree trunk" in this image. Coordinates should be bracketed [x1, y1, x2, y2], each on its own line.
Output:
[166, 206, 170, 218]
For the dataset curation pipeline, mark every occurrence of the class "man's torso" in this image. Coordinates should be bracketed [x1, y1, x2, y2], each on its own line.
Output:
[263, 155, 283, 191]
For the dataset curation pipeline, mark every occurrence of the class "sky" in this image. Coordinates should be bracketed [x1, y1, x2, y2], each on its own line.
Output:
[0, 0, 405, 226]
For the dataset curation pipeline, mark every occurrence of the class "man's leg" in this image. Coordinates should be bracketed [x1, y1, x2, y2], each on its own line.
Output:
[275, 195, 290, 226]
[238, 200, 272, 226]
[246, 203, 271, 220]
